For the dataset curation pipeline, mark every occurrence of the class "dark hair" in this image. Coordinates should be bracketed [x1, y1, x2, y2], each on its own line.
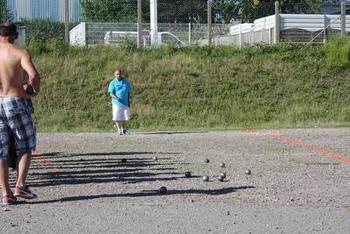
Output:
[0, 21, 18, 38]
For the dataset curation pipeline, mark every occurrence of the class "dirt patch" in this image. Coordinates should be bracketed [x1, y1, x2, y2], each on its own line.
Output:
[1, 128, 349, 233]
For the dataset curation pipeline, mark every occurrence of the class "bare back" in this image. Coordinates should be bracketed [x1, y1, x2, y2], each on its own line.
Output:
[0, 42, 39, 98]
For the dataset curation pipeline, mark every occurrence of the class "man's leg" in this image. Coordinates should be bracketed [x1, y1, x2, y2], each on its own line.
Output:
[0, 159, 11, 196]
[122, 121, 129, 134]
[14, 151, 36, 199]
[116, 121, 124, 135]
[16, 151, 31, 188]
[0, 159, 17, 205]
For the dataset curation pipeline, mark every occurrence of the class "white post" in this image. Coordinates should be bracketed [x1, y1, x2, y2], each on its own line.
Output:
[188, 17, 191, 45]
[150, 0, 158, 47]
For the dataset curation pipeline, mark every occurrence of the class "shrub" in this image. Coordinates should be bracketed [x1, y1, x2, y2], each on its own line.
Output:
[324, 35, 350, 69]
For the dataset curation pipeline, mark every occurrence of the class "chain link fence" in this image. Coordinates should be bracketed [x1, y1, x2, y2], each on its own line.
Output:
[2, 0, 350, 48]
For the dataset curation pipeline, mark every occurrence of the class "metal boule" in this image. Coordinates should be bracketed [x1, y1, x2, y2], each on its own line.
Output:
[218, 175, 225, 182]
[220, 172, 226, 179]
[203, 175, 209, 182]
[159, 186, 167, 194]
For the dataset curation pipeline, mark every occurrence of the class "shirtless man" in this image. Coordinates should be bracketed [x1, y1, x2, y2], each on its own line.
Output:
[0, 21, 40, 205]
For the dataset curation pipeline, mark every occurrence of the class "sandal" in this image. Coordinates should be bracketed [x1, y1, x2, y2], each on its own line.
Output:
[2, 193, 17, 206]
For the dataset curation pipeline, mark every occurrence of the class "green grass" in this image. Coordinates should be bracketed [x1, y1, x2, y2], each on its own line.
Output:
[29, 38, 350, 132]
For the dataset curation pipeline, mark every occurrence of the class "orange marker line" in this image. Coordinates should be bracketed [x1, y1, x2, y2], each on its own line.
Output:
[245, 128, 350, 164]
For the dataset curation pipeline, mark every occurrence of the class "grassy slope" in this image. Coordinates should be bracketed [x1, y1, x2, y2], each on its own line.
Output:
[31, 41, 350, 132]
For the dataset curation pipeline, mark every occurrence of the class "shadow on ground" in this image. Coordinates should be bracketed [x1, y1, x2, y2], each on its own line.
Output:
[26, 186, 255, 205]
[9, 151, 255, 205]
[21, 151, 185, 187]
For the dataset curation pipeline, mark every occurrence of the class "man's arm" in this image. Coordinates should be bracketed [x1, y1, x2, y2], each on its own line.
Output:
[110, 93, 120, 101]
[21, 50, 40, 95]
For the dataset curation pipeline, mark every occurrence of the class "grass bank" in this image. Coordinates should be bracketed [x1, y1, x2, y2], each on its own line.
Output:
[30, 38, 350, 132]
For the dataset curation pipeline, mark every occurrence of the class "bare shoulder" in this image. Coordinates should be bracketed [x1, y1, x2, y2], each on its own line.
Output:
[18, 48, 33, 62]
[19, 47, 30, 57]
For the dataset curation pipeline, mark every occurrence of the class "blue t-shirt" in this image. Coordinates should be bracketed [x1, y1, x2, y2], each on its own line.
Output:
[108, 77, 130, 107]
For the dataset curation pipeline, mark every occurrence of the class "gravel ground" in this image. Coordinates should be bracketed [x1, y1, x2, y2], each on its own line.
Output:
[1, 128, 349, 233]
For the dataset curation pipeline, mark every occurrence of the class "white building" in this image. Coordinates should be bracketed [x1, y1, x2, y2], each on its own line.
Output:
[7, 0, 83, 22]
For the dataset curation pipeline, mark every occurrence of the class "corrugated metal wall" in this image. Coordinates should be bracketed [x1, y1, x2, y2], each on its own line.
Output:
[7, 0, 83, 22]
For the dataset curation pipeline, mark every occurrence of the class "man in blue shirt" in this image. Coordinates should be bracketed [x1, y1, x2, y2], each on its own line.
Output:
[108, 69, 131, 135]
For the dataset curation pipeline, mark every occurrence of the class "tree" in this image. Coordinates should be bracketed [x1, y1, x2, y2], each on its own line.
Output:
[81, 0, 138, 22]
[0, 0, 12, 23]
[81, 0, 207, 23]
[213, 0, 321, 23]
[158, 0, 207, 23]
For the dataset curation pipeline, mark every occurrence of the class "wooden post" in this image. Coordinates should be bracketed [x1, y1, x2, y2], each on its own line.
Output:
[208, 0, 212, 46]
[274, 1, 280, 44]
[64, 0, 69, 44]
[137, 0, 142, 48]
[341, 2, 346, 36]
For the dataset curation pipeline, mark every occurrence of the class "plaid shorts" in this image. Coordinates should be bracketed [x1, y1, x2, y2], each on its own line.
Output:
[0, 97, 36, 160]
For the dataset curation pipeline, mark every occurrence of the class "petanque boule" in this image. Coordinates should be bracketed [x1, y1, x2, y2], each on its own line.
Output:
[152, 156, 158, 161]
[185, 171, 192, 178]
[218, 175, 225, 182]
[220, 172, 226, 179]
[159, 186, 167, 194]
[245, 169, 251, 175]
[220, 163, 226, 168]
[204, 158, 210, 163]
[203, 175, 209, 182]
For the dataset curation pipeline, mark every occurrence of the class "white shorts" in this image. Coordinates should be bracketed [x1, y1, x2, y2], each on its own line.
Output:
[112, 104, 130, 121]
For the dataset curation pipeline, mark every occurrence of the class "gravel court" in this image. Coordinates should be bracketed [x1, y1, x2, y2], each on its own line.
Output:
[1, 128, 349, 233]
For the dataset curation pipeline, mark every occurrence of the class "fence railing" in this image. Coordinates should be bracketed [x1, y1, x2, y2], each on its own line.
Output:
[226, 13, 350, 47]
[4, 1, 350, 48]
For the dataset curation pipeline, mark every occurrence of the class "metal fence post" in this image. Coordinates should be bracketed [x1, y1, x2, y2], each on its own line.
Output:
[341, 2, 346, 36]
[323, 15, 327, 43]
[137, 0, 142, 48]
[188, 16, 192, 46]
[274, 1, 280, 44]
[207, 0, 212, 46]
[64, 0, 69, 44]
[239, 24, 242, 49]
[150, 0, 158, 47]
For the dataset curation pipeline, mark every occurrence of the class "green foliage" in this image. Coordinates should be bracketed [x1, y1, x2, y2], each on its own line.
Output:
[30, 43, 350, 132]
[324, 35, 350, 69]
[80, 0, 206, 23]
[24, 19, 65, 44]
[0, 0, 12, 22]
[213, 0, 320, 23]
[81, 0, 137, 22]
[22, 20, 76, 56]
[157, 0, 207, 23]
